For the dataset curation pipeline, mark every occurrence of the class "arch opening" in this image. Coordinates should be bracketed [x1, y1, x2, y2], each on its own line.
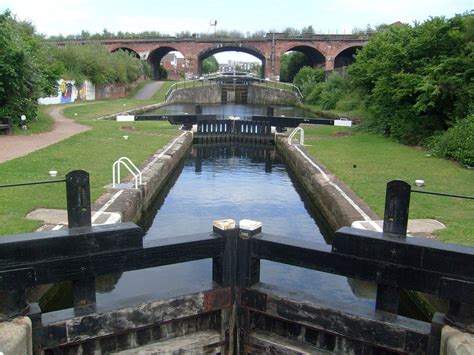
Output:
[198, 46, 265, 78]
[280, 45, 325, 82]
[334, 46, 362, 69]
[111, 47, 140, 59]
[148, 47, 185, 80]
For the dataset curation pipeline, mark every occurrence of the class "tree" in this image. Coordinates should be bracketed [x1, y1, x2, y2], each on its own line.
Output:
[302, 25, 315, 34]
[292, 66, 325, 97]
[202, 56, 219, 74]
[0, 10, 59, 125]
[280, 52, 311, 82]
[349, 13, 474, 144]
[46, 44, 144, 85]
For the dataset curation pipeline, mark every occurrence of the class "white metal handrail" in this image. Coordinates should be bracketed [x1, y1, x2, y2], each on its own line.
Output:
[112, 157, 142, 189]
[288, 127, 304, 146]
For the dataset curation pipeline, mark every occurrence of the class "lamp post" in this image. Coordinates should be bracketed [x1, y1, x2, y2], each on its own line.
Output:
[210, 19, 217, 34]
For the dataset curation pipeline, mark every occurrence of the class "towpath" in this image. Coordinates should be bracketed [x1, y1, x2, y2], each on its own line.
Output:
[133, 81, 164, 100]
[0, 106, 90, 164]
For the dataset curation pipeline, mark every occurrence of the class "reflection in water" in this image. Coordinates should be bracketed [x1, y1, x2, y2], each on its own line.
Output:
[94, 144, 376, 309]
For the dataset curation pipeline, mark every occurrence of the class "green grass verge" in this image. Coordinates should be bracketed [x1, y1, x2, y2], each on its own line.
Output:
[301, 103, 369, 122]
[11, 106, 54, 135]
[0, 119, 179, 236]
[303, 125, 474, 245]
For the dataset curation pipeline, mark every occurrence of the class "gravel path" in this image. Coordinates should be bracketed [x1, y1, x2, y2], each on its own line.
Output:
[0, 106, 90, 164]
[133, 81, 164, 100]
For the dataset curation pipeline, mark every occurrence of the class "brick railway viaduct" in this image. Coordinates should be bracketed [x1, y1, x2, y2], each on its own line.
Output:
[60, 33, 369, 80]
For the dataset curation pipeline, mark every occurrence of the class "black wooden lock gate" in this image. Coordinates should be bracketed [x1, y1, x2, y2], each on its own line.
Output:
[0, 175, 473, 354]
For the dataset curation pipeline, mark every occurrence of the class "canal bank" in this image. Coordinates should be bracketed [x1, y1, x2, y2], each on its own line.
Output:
[275, 132, 446, 321]
[38, 103, 438, 321]
[275, 134, 379, 231]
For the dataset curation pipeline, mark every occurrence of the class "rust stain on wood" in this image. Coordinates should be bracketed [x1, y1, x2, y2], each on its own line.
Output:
[203, 287, 232, 312]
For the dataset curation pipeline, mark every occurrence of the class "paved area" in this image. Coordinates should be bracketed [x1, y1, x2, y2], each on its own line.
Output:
[133, 81, 164, 100]
[351, 219, 446, 238]
[27, 208, 121, 230]
[0, 105, 90, 163]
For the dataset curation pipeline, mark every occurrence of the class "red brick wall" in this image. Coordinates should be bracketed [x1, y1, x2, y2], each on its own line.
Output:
[104, 36, 368, 80]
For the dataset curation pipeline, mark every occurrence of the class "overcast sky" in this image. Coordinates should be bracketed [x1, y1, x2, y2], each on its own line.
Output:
[1, 0, 471, 63]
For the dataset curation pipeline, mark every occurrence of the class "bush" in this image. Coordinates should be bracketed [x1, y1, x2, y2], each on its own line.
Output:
[48, 44, 144, 85]
[335, 93, 361, 112]
[305, 83, 324, 104]
[158, 65, 168, 79]
[292, 66, 324, 97]
[429, 114, 474, 166]
[318, 73, 347, 110]
[0, 11, 59, 125]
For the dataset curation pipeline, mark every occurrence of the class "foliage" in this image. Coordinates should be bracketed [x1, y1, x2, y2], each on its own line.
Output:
[45, 44, 144, 85]
[202, 55, 219, 74]
[292, 66, 324, 97]
[45, 26, 323, 41]
[428, 114, 474, 166]
[0, 10, 59, 126]
[158, 64, 168, 80]
[141, 61, 152, 79]
[280, 52, 311, 82]
[305, 72, 348, 110]
[348, 13, 474, 145]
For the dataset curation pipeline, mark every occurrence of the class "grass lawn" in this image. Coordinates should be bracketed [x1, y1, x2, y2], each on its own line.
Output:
[10, 105, 55, 135]
[302, 125, 474, 246]
[0, 90, 179, 236]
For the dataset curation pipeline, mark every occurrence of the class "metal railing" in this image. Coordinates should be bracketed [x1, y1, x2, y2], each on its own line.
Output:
[288, 127, 304, 145]
[165, 75, 304, 102]
[112, 157, 142, 189]
[253, 78, 304, 101]
[165, 79, 217, 100]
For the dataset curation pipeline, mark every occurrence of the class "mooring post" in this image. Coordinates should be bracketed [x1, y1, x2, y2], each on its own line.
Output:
[66, 170, 97, 316]
[376, 180, 411, 314]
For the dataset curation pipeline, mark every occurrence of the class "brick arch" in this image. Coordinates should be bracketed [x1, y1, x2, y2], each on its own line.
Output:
[197, 45, 266, 77]
[148, 46, 186, 80]
[111, 47, 140, 59]
[333, 45, 363, 68]
[279, 44, 326, 68]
